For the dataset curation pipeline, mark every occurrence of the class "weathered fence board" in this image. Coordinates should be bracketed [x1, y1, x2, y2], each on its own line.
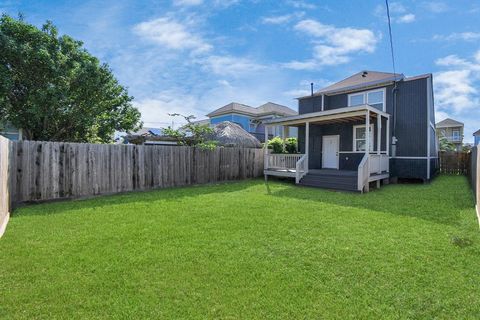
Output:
[9, 141, 264, 205]
[439, 151, 470, 175]
[471, 147, 479, 223]
[0, 136, 11, 236]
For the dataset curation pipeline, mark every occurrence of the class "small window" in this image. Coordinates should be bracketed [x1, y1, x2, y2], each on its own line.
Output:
[348, 89, 385, 111]
[367, 91, 384, 110]
[349, 93, 364, 106]
[353, 125, 374, 152]
[452, 130, 460, 140]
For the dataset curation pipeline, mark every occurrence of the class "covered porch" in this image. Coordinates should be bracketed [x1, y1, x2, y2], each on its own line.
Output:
[263, 105, 390, 192]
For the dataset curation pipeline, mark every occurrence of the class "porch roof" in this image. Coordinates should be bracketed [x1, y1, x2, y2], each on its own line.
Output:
[263, 105, 390, 127]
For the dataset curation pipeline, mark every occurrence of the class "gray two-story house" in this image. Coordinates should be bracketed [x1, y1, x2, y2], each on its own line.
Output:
[436, 118, 464, 151]
[263, 71, 438, 192]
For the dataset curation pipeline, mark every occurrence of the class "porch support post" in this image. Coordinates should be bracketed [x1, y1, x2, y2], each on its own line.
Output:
[365, 111, 370, 155]
[377, 114, 382, 174]
[305, 122, 310, 170]
[264, 125, 269, 170]
[386, 116, 390, 156]
[377, 115, 381, 155]
[282, 126, 288, 152]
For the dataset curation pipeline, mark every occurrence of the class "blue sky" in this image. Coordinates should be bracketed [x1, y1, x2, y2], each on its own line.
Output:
[1, 0, 479, 142]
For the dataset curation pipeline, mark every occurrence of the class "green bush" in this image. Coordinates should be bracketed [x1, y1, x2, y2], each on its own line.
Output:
[268, 136, 284, 153]
[267, 137, 298, 154]
[285, 137, 298, 154]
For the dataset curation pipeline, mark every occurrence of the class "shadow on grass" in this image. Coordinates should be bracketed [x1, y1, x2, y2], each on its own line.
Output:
[12, 179, 262, 217]
[267, 175, 475, 227]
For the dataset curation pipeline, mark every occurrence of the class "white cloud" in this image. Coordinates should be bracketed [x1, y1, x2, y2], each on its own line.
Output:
[281, 60, 318, 70]
[397, 13, 416, 23]
[433, 32, 480, 42]
[389, 2, 407, 14]
[261, 12, 304, 25]
[285, 19, 378, 67]
[201, 55, 266, 76]
[422, 1, 449, 13]
[133, 93, 203, 128]
[173, 0, 203, 6]
[133, 17, 212, 53]
[434, 51, 480, 113]
[375, 3, 415, 24]
[285, 0, 316, 10]
[434, 51, 480, 142]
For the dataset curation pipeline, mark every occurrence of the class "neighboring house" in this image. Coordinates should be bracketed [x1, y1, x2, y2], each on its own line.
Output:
[436, 118, 464, 151]
[473, 129, 480, 146]
[123, 127, 176, 145]
[264, 70, 438, 192]
[0, 122, 22, 140]
[203, 102, 298, 142]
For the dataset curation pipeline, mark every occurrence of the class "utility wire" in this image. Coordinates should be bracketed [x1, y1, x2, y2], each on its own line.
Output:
[385, 0, 397, 77]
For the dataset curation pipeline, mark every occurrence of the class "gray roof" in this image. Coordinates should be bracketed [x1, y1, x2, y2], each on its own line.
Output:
[303, 71, 405, 98]
[473, 129, 480, 136]
[207, 102, 297, 118]
[257, 102, 297, 116]
[436, 118, 464, 128]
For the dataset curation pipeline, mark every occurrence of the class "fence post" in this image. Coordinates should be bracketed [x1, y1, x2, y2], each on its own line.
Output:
[476, 148, 480, 225]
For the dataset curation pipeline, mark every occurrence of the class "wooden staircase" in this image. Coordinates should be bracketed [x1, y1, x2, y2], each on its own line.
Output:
[298, 169, 358, 192]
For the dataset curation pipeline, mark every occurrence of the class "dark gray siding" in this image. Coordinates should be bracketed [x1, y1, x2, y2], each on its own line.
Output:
[298, 96, 323, 114]
[391, 159, 428, 180]
[296, 76, 432, 181]
[326, 94, 348, 110]
[298, 120, 385, 170]
[394, 78, 428, 157]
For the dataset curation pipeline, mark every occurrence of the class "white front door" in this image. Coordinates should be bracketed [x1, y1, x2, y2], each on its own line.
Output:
[322, 135, 339, 169]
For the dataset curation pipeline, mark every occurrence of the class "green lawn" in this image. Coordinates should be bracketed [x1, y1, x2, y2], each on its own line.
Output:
[0, 176, 479, 319]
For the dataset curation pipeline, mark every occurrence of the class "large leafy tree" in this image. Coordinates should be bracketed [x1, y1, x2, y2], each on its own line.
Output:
[0, 14, 141, 142]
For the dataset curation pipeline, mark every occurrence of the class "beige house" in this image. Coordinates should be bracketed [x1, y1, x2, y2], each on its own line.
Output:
[436, 118, 464, 151]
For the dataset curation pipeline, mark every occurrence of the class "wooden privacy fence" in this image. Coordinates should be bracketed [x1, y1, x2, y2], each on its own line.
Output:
[0, 136, 11, 237]
[470, 147, 479, 223]
[8, 141, 264, 206]
[439, 151, 470, 175]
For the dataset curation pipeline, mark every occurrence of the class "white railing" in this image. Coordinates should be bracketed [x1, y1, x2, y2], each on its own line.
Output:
[295, 154, 308, 184]
[266, 153, 304, 170]
[369, 154, 389, 174]
[357, 154, 370, 192]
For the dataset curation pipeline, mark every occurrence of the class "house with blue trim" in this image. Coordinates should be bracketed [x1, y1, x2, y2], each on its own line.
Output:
[206, 102, 297, 142]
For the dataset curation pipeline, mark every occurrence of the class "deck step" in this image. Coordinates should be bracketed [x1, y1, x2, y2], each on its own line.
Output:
[299, 171, 358, 191]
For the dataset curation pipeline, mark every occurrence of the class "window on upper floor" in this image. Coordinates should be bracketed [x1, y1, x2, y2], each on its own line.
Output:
[452, 129, 460, 140]
[348, 88, 385, 111]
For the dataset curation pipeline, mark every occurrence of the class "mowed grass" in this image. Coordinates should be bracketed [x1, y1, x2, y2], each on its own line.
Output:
[0, 175, 479, 319]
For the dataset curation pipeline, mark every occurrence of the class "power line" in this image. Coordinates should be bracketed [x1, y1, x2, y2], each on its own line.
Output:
[385, 0, 397, 76]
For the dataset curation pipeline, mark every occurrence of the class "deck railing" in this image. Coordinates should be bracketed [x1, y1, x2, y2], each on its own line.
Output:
[266, 153, 304, 170]
[358, 153, 389, 192]
[357, 154, 370, 192]
[369, 154, 389, 174]
[295, 154, 308, 184]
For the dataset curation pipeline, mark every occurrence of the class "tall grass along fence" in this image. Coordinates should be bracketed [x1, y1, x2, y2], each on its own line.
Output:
[0, 140, 264, 236]
[0, 136, 11, 237]
[439, 151, 470, 175]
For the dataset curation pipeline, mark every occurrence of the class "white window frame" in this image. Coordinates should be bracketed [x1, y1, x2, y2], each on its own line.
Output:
[348, 88, 387, 112]
[452, 129, 460, 140]
[353, 124, 374, 152]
